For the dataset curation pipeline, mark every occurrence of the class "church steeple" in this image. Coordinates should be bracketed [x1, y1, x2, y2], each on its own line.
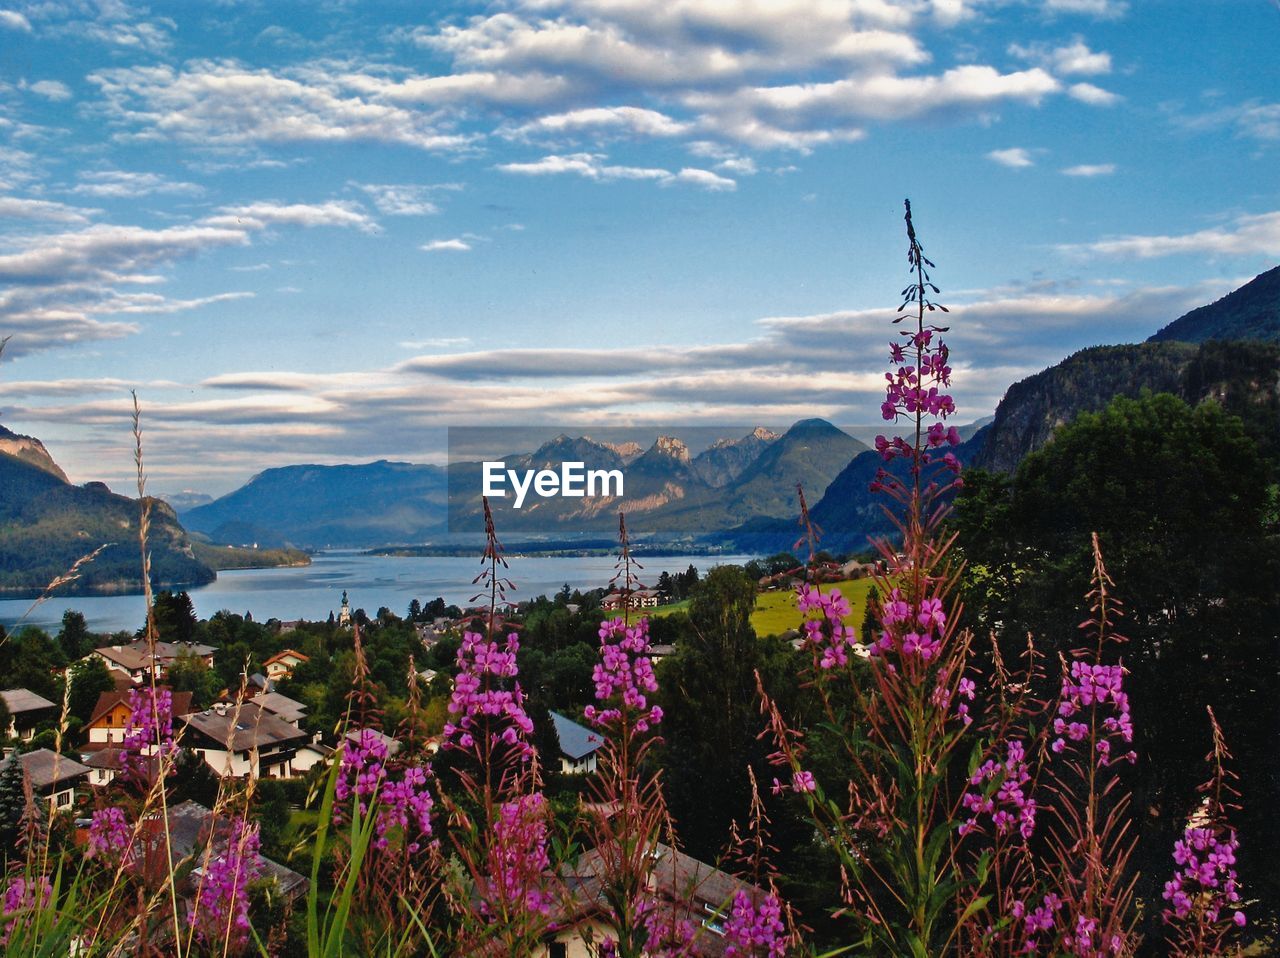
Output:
[338, 590, 351, 628]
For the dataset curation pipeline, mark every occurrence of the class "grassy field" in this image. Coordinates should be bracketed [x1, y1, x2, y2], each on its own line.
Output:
[751, 577, 876, 637]
[648, 576, 876, 638]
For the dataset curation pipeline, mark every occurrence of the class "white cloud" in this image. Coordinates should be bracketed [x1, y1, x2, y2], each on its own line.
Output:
[1009, 38, 1111, 76]
[988, 147, 1035, 168]
[685, 65, 1060, 140]
[505, 106, 691, 140]
[1068, 82, 1120, 106]
[1060, 211, 1280, 258]
[398, 337, 473, 350]
[496, 152, 735, 190]
[1235, 102, 1280, 141]
[0, 10, 32, 31]
[671, 167, 736, 191]
[72, 170, 203, 198]
[24, 271, 1239, 490]
[1176, 100, 1280, 143]
[87, 62, 476, 153]
[24, 79, 72, 101]
[0, 195, 98, 223]
[352, 183, 443, 216]
[1061, 163, 1115, 176]
[1043, 0, 1128, 17]
[421, 239, 472, 252]
[0, 223, 248, 284]
[204, 201, 381, 235]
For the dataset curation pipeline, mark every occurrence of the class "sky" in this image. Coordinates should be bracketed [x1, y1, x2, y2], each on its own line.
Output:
[0, 0, 1277, 497]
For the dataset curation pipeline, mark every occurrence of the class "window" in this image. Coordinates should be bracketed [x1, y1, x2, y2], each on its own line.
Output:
[549, 942, 567, 958]
[57, 791, 72, 807]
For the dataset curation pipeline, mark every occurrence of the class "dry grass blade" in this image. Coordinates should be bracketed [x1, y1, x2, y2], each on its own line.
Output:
[16, 542, 113, 624]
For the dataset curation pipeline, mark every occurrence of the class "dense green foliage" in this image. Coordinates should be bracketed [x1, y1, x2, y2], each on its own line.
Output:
[953, 391, 1280, 941]
[1149, 263, 1280, 345]
[0, 450, 215, 594]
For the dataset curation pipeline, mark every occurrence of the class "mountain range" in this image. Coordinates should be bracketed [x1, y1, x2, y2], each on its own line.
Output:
[2, 262, 1277, 587]
[0, 435, 214, 595]
[185, 419, 869, 548]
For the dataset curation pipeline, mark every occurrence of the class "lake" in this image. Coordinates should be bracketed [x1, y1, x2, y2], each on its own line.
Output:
[0, 552, 751, 635]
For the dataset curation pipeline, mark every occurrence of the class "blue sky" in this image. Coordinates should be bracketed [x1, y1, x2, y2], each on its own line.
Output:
[0, 0, 1277, 495]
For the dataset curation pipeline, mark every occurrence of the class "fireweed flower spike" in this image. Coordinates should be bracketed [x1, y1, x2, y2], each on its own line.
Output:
[443, 629, 536, 760]
[583, 616, 663, 732]
[760, 200, 986, 953]
[188, 817, 261, 951]
[724, 890, 787, 958]
[1162, 707, 1248, 955]
[119, 685, 176, 785]
[337, 727, 435, 852]
[88, 806, 133, 860]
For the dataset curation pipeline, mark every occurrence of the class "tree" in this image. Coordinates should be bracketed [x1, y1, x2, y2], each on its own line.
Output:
[0, 752, 25, 860]
[66, 656, 116, 723]
[168, 652, 218, 708]
[407, 598, 422, 622]
[57, 610, 94, 660]
[151, 590, 197, 643]
[953, 391, 1280, 935]
[659, 565, 768, 860]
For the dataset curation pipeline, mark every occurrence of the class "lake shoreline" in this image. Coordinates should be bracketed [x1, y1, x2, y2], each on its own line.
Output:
[0, 552, 752, 634]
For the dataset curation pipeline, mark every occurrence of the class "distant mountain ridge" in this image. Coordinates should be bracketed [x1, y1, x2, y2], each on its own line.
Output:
[1149, 264, 1280, 345]
[182, 460, 450, 549]
[974, 265, 1280, 473]
[179, 266, 1280, 552]
[0, 425, 68, 482]
[0, 438, 214, 595]
[189, 420, 866, 547]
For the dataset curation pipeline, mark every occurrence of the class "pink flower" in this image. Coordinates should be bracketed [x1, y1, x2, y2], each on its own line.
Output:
[792, 770, 817, 793]
[444, 630, 536, 762]
[588, 617, 663, 731]
[724, 890, 787, 958]
[188, 817, 261, 951]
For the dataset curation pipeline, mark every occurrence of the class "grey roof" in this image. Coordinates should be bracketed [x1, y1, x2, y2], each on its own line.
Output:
[19, 748, 91, 789]
[164, 800, 308, 899]
[95, 641, 216, 672]
[561, 842, 766, 957]
[344, 727, 402, 756]
[82, 748, 125, 770]
[1, 688, 57, 715]
[550, 711, 603, 761]
[182, 702, 307, 752]
[253, 692, 307, 724]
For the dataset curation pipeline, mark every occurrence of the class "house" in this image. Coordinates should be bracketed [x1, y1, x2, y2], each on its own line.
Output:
[252, 692, 308, 727]
[263, 649, 309, 682]
[83, 748, 125, 788]
[1, 688, 57, 741]
[80, 747, 164, 789]
[140, 800, 308, 902]
[93, 640, 216, 685]
[83, 689, 194, 747]
[291, 741, 334, 775]
[600, 588, 663, 612]
[17, 748, 91, 811]
[549, 712, 603, 776]
[181, 702, 309, 779]
[343, 727, 402, 757]
[546, 841, 771, 957]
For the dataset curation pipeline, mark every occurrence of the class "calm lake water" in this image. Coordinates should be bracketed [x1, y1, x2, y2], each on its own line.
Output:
[0, 552, 750, 635]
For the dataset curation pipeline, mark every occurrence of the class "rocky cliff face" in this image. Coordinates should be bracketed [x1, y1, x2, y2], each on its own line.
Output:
[972, 342, 1196, 474]
[0, 425, 69, 482]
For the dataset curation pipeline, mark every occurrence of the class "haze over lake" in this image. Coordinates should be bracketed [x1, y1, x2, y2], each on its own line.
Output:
[0, 552, 750, 635]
